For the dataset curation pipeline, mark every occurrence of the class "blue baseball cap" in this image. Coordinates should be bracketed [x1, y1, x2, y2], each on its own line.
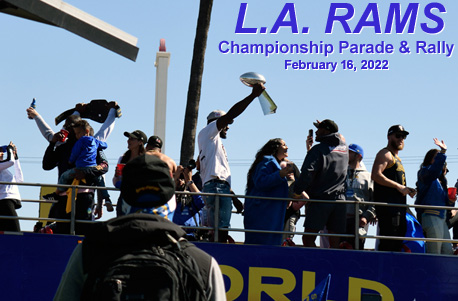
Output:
[349, 144, 364, 159]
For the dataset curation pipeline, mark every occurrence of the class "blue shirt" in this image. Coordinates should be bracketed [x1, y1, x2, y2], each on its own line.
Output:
[416, 152, 449, 219]
[69, 136, 107, 168]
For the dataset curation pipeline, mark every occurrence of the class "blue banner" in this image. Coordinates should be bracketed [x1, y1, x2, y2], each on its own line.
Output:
[1, 233, 457, 300]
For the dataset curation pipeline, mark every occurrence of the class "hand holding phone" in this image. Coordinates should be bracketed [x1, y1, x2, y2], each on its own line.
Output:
[306, 129, 314, 152]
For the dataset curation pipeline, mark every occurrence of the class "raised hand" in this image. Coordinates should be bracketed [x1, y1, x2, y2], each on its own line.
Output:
[433, 138, 447, 151]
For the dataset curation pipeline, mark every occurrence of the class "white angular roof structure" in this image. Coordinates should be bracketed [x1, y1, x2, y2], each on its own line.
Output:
[0, 0, 139, 61]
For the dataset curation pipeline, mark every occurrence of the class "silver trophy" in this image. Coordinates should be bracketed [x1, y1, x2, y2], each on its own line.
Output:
[240, 72, 277, 115]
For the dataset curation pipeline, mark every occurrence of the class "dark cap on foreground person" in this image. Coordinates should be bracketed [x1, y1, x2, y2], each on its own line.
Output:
[121, 154, 175, 209]
[124, 130, 147, 144]
[387, 125, 409, 136]
[313, 119, 339, 133]
[147, 135, 163, 149]
[349, 143, 364, 158]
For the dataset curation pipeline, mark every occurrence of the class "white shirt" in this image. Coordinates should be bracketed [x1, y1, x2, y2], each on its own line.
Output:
[0, 148, 23, 200]
[197, 121, 231, 186]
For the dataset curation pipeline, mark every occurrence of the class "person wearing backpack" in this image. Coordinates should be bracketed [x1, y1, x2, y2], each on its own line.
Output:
[54, 154, 226, 301]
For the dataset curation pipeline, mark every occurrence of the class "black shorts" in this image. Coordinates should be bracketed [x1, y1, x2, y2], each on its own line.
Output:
[303, 201, 346, 233]
[0, 199, 21, 232]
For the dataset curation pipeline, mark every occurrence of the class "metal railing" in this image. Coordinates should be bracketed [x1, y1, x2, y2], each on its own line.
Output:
[1, 181, 458, 253]
[203, 192, 458, 250]
[0, 181, 119, 235]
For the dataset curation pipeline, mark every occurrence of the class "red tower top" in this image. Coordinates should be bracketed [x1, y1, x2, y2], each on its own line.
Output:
[159, 39, 166, 52]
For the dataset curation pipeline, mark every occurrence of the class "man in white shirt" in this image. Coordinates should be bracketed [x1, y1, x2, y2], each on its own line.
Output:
[198, 84, 264, 242]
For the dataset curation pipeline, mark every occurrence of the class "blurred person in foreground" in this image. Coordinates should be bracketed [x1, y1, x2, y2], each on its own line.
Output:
[116, 134, 178, 220]
[54, 154, 226, 300]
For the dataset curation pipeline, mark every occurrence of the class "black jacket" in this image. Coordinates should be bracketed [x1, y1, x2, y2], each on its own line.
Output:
[294, 133, 348, 200]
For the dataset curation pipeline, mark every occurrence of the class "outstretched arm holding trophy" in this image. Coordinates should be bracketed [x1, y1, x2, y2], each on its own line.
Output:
[240, 72, 277, 115]
[216, 83, 265, 132]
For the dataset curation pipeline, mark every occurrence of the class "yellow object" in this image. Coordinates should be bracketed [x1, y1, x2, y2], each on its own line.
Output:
[39, 186, 57, 224]
[65, 178, 86, 213]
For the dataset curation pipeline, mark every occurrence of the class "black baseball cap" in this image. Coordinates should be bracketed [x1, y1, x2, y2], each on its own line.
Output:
[313, 119, 339, 133]
[147, 135, 163, 149]
[121, 154, 175, 208]
[124, 130, 147, 144]
[387, 125, 409, 136]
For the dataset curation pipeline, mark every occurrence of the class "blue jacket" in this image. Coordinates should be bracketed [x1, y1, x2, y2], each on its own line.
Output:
[69, 136, 107, 168]
[416, 152, 449, 219]
[244, 155, 289, 246]
[173, 195, 205, 226]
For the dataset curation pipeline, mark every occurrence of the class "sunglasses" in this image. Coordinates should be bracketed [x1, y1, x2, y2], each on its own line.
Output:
[395, 134, 407, 139]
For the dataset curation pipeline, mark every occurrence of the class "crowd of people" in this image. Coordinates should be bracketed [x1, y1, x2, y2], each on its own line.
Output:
[0, 86, 456, 256]
[244, 120, 457, 254]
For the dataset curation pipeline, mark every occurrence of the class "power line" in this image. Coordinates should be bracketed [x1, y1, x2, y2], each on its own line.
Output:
[18, 155, 458, 167]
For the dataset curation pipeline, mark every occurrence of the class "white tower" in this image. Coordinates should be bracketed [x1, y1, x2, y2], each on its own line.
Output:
[154, 39, 171, 151]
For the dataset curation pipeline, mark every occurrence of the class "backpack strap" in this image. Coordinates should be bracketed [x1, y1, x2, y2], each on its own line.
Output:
[179, 239, 211, 290]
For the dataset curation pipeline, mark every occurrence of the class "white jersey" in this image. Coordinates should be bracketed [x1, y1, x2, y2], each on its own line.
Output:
[197, 121, 231, 186]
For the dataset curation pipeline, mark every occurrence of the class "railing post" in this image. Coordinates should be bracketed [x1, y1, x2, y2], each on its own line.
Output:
[214, 193, 220, 242]
[354, 199, 360, 250]
[70, 187, 77, 235]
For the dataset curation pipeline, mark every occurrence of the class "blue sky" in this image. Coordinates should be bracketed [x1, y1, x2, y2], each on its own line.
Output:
[1, 1, 457, 245]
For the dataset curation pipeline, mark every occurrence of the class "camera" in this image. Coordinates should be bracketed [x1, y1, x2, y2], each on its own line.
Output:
[187, 159, 196, 170]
